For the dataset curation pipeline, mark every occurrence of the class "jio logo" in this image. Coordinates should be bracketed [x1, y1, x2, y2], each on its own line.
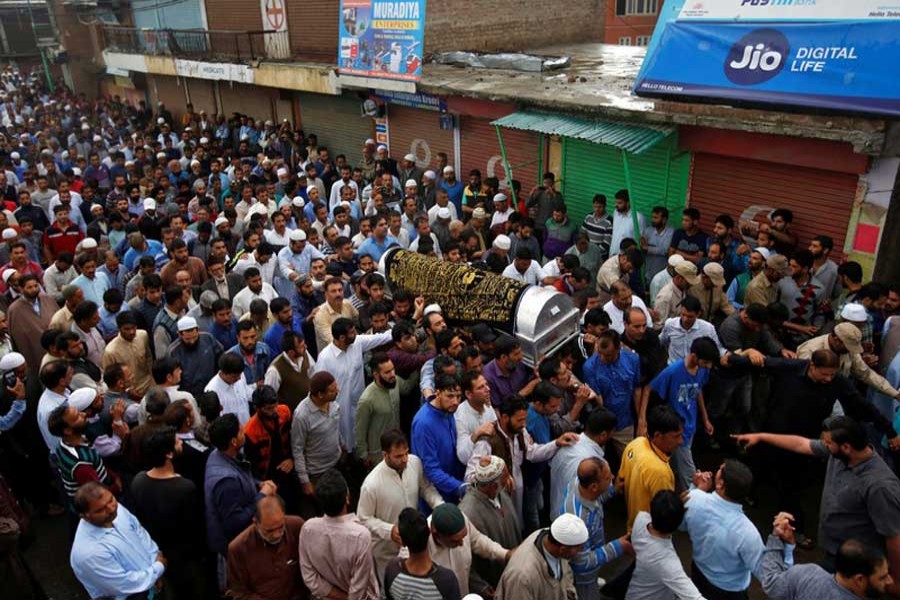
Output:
[724, 28, 790, 86]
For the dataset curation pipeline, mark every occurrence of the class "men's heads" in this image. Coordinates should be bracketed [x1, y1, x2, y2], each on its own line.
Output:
[254, 495, 288, 545]
[835, 540, 893, 596]
[74, 481, 118, 527]
[647, 405, 684, 455]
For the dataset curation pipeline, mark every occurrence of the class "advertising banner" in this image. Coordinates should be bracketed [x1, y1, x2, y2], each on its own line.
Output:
[634, 21, 900, 116]
[338, 0, 425, 81]
[678, 0, 900, 21]
[174, 59, 255, 84]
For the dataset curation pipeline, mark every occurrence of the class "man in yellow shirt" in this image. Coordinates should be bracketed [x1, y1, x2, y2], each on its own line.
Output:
[617, 405, 683, 531]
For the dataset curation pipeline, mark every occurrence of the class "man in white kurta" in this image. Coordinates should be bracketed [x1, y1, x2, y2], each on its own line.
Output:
[314, 322, 393, 452]
[357, 434, 443, 580]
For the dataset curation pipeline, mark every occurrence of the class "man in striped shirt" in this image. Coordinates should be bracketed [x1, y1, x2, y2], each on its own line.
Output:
[582, 194, 614, 261]
[48, 403, 119, 510]
[384, 507, 461, 600]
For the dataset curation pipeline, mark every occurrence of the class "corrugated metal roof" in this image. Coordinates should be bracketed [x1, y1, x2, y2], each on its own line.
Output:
[491, 111, 674, 154]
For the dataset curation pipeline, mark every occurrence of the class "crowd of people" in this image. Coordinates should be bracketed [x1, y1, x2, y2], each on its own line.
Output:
[0, 66, 899, 600]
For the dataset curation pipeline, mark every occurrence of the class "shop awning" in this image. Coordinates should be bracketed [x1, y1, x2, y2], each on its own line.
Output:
[491, 111, 674, 155]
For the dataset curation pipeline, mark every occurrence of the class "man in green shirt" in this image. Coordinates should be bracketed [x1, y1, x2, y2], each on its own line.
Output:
[355, 352, 400, 467]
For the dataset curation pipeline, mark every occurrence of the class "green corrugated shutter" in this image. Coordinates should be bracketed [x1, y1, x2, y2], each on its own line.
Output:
[561, 134, 691, 225]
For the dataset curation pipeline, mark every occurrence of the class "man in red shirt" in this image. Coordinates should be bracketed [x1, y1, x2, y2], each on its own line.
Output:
[43, 204, 83, 262]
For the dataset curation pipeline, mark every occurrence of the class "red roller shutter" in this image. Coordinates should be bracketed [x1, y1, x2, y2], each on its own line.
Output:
[388, 105, 453, 172]
[689, 153, 858, 257]
[460, 116, 541, 191]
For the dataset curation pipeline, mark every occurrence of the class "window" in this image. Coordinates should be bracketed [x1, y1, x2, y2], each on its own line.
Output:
[617, 0, 659, 15]
[618, 36, 633, 45]
[636, 36, 652, 46]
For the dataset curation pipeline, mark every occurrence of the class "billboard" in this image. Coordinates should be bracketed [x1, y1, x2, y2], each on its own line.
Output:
[678, 0, 900, 21]
[338, 0, 425, 81]
[634, 18, 900, 116]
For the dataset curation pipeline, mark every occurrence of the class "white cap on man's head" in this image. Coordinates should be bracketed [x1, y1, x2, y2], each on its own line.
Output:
[289, 229, 307, 242]
[840, 303, 868, 323]
[493, 234, 511, 250]
[68, 388, 98, 412]
[0, 352, 25, 371]
[423, 304, 442, 316]
[143, 198, 157, 211]
[214, 216, 229, 227]
[405, 179, 418, 188]
[177, 317, 198, 332]
[550, 513, 589, 546]
[1, 228, 16, 241]
[443, 166, 454, 174]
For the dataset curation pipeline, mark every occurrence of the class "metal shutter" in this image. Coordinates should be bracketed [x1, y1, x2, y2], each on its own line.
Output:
[287, 0, 338, 62]
[561, 135, 690, 224]
[186, 79, 217, 116]
[461, 116, 541, 191]
[689, 153, 858, 256]
[387, 105, 453, 172]
[150, 75, 187, 124]
[219, 82, 274, 123]
[298, 93, 373, 167]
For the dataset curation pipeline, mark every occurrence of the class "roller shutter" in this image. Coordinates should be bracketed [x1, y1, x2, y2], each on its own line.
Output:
[299, 93, 373, 167]
[461, 116, 540, 191]
[387, 105, 453, 172]
[219, 82, 273, 123]
[186, 79, 217, 116]
[561, 135, 690, 224]
[689, 153, 858, 256]
[150, 75, 187, 124]
[287, 0, 338, 62]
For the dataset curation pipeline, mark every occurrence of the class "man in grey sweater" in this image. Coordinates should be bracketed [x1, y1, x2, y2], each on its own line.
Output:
[760, 513, 893, 599]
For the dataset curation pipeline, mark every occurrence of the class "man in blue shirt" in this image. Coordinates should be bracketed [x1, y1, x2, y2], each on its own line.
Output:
[70, 481, 166, 599]
[123, 232, 164, 272]
[682, 459, 766, 598]
[650, 336, 718, 491]
[356, 214, 398, 263]
[411, 373, 466, 503]
[263, 297, 304, 351]
[583, 330, 642, 458]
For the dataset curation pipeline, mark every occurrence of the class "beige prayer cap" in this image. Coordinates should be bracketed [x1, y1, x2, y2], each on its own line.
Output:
[473, 455, 505, 484]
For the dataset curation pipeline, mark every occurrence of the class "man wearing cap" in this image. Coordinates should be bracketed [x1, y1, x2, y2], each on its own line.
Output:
[459, 455, 522, 591]
[0, 352, 27, 433]
[439, 166, 464, 215]
[727, 247, 769, 310]
[399, 153, 424, 191]
[798, 323, 900, 401]
[689, 262, 734, 325]
[168, 316, 223, 399]
[497, 512, 586, 600]
[745, 254, 791, 308]
[490, 193, 514, 234]
[277, 228, 324, 283]
[654, 260, 700, 324]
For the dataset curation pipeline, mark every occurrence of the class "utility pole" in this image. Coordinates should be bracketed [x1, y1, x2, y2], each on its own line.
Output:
[25, 0, 54, 92]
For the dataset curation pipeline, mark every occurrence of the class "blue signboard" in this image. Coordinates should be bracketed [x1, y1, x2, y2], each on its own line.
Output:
[339, 0, 425, 82]
[635, 21, 900, 116]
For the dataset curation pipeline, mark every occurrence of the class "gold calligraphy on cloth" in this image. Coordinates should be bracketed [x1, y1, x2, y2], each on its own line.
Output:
[385, 250, 526, 326]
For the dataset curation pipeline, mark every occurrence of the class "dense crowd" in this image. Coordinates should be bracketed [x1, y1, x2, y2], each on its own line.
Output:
[0, 65, 899, 600]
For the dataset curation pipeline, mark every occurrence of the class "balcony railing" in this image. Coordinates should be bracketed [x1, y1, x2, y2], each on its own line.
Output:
[102, 26, 293, 63]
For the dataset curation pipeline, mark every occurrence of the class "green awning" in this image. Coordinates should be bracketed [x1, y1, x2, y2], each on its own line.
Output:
[492, 111, 674, 155]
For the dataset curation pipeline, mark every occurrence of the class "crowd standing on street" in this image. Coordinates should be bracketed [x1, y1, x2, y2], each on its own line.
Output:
[0, 66, 900, 600]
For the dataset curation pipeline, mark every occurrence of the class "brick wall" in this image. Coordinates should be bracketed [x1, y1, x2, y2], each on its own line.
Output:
[603, 0, 662, 45]
[425, 0, 605, 53]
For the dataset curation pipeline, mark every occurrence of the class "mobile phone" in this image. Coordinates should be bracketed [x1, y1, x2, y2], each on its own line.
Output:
[3, 370, 17, 387]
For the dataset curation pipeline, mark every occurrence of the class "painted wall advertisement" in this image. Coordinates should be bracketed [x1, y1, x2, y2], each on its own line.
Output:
[636, 0, 900, 116]
[338, 0, 425, 81]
